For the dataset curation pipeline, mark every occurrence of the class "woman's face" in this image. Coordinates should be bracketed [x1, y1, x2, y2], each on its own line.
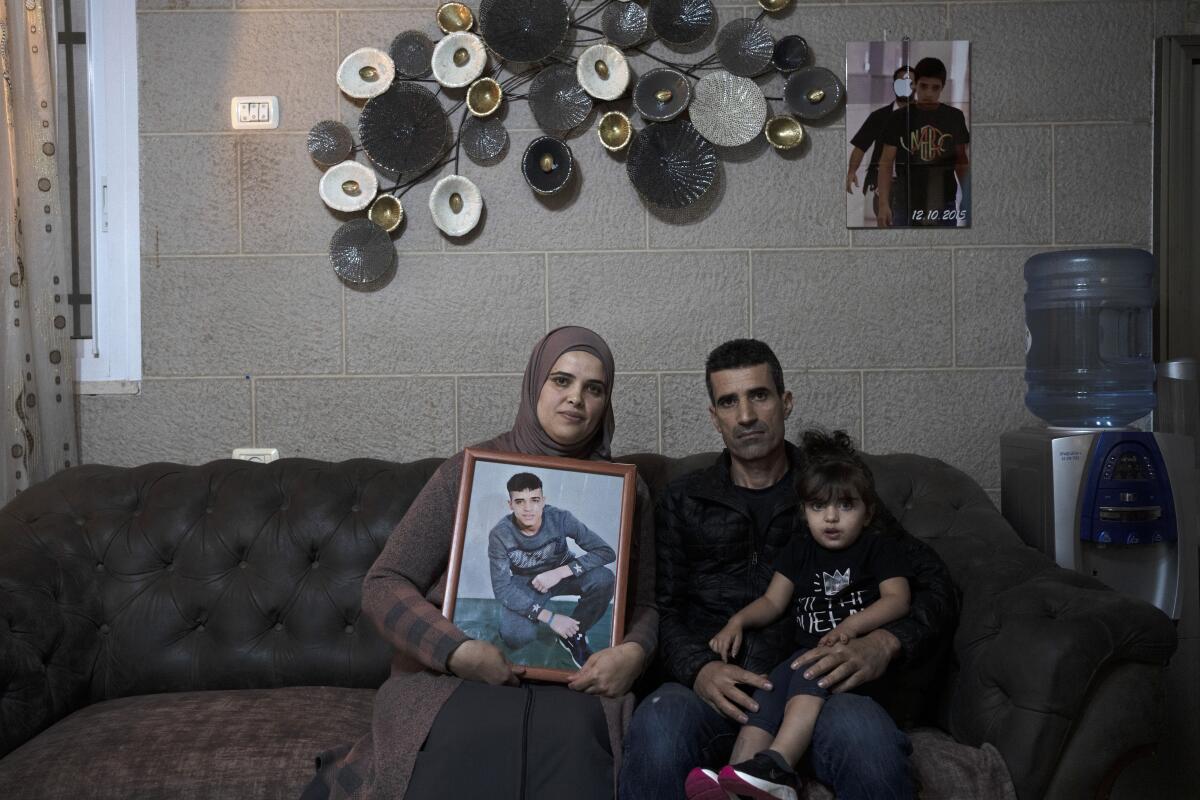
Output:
[536, 350, 608, 447]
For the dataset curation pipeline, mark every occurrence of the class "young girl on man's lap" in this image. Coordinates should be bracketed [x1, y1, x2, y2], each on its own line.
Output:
[685, 430, 913, 800]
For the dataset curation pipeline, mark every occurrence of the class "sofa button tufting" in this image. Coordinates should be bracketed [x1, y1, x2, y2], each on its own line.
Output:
[351, 504, 360, 512]
[75, 517, 84, 525]
[274, 622, 284, 632]
[196, 624, 205, 632]
[280, 502, 290, 511]
[99, 624, 110, 634]
[239, 561, 248, 569]
[206, 507, 213, 514]
[345, 624, 355, 634]
[94, 563, 104, 572]
[166, 563, 175, 572]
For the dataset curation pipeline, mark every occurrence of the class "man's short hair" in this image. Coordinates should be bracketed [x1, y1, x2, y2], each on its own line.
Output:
[892, 64, 912, 80]
[704, 339, 786, 403]
[914, 57, 947, 85]
[506, 472, 543, 495]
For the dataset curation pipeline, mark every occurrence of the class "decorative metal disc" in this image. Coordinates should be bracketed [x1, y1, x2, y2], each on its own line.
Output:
[330, 219, 394, 284]
[784, 66, 845, 121]
[632, 68, 691, 122]
[576, 44, 630, 101]
[648, 0, 715, 46]
[319, 160, 378, 212]
[715, 18, 774, 78]
[461, 115, 509, 162]
[597, 110, 633, 152]
[690, 71, 767, 147]
[337, 48, 396, 100]
[307, 120, 354, 166]
[431, 31, 487, 88]
[478, 0, 571, 62]
[626, 120, 717, 209]
[602, 1, 648, 47]
[772, 35, 809, 72]
[389, 31, 434, 79]
[429, 175, 483, 237]
[359, 82, 452, 175]
[522, 136, 574, 195]
[528, 64, 593, 132]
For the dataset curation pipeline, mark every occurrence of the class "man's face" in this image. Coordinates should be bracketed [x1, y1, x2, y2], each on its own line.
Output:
[708, 364, 794, 465]
[914, 76, 944, 108]
[508, 488, 545, 533]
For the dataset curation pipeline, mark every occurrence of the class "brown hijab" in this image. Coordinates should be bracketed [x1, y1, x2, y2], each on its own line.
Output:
[509, 326, 616, 461]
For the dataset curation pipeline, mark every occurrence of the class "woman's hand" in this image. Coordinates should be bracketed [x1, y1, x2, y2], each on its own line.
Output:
[567, 642, 645, 697]
[709, 620, 743, 662]
[447, 640, 525, 686]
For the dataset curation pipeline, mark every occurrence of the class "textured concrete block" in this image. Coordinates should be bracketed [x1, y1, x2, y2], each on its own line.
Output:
[142, 256, 343, 376]
[1155, 0, 1190, 35]
[660, 370, 862, 457]
[138, 0, 232, 9]
[1054, 124, 1152, 245]
[141, 135, 240, 255]
[611, 374, 661, 456]
[345, 253, 545, 374]
[458, 375, 523, 449]
[81, 379, 250, 467]
[241, 134, 342, 254]
[548, 251, 748, 370]
[754, 249, 953, 368]
[255, 377, 457, 460]
[863, 369, 1033, 488]
[447, 129, 647, 252]
[139, 12, 337, 133]
[955, 248, 1046, 367]
[646, 128, 847, 250]
[948, 2, 1153, 123]
[851, 125, 1053, 246]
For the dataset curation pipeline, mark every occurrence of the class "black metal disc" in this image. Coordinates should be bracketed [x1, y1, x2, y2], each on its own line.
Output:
[715, 18, 774, 78]
[522, 136, 574, 195]
[358, 82, 452, 175]
[389, 30, 434, 78]
[632, 67, 691, 122]
[528, 64, 593, 132]
[307, 120, 354, 166]
[329, 219, 394, 284]
[772, 34, 810, 72]
[602, 2, 648, 48]
[626, 119, 717, 209]
[647, 0, 715, 46]
[461, 115, 510, 162]
[478, 0, 571, 62]
[784, 65, 845, 121]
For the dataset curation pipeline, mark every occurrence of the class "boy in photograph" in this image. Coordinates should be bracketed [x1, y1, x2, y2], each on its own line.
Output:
[846, 65, 914, 219]
[488, 471, 617, 668]
[876, 56, 970, 228]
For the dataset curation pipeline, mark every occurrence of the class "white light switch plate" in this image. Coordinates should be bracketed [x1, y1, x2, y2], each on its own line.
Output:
[230, 96, 279, 130]
[233, 447, 279, 463]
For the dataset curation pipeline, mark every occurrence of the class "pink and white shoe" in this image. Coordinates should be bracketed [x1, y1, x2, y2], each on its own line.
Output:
[684, 767, 735, 800]
[717, 753, 801, 800]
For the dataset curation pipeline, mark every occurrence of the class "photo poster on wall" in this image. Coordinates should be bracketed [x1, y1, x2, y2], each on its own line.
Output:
[845, 40, 971, 230]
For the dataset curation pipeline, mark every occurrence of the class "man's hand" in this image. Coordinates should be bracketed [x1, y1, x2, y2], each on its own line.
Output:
[693, 661, 772, 724]
[568, 642, 645, 697]
[790, 629, 900, 693]
[532, 565, 571, 593]
[447, 640, 524, 686]
[548, 613, 580, 639]
[845, 171, 859, 194]
[708, 620, 744, 663]
[877, 204, 893, 228]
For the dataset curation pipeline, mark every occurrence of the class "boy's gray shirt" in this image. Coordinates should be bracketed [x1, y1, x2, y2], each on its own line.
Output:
[488, 505, 616, 620]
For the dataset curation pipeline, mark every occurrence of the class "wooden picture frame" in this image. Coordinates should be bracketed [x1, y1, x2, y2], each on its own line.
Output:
[443, 448, 637, 683]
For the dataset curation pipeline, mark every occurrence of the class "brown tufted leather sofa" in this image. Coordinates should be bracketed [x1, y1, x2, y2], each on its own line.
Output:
[0, 453, 1176, 799]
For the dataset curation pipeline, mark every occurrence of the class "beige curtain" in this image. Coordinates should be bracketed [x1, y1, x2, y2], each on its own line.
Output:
[1, 0, 78, 503]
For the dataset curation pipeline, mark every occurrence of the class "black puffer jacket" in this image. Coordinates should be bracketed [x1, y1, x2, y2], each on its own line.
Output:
[656, 445, 959, 689]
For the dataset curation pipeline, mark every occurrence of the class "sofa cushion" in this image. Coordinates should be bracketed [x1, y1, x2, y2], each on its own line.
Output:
[0, 686, 373, 800]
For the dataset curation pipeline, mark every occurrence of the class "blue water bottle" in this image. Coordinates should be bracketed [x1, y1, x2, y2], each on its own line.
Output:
[1024, 249, 1156, 428]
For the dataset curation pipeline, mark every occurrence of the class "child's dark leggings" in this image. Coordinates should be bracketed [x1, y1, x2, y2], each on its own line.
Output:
[743, 648, 831, 736]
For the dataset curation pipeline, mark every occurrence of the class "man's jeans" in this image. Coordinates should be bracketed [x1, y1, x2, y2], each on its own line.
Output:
[618, 682, 913, 800]
[498, 567, 615, 649]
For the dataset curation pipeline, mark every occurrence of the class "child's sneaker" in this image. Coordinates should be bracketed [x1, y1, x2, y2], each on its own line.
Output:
[684, 767, 735, 800]
[557, 631, 594, 669]
[717, 751, 801, 800]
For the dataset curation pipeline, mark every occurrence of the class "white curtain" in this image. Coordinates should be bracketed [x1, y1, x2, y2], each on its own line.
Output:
[0, 0, 79, 502]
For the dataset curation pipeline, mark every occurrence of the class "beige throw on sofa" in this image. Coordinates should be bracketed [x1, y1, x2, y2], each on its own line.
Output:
[0, 0, 78, 503]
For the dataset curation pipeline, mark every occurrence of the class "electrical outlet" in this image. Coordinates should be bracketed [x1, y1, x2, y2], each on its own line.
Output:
[233, 447, 279, 463]
[230, 96, 279, 130]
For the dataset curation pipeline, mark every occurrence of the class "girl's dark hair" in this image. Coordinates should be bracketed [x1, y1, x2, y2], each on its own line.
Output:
[796, 429, 878, 519]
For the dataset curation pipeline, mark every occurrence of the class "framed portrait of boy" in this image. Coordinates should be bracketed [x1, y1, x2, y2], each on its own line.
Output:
[443, 448, 638, 682]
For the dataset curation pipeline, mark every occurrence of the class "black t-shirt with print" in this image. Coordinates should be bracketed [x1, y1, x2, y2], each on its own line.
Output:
[882, 102, 970, 218]
[772, 530, 911, 650]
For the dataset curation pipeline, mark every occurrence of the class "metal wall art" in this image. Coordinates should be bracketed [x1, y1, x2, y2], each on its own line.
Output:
[311, 0, 847, 281]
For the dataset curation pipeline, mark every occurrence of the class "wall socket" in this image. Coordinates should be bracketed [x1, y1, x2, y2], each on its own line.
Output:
[233, 447, 279, 463]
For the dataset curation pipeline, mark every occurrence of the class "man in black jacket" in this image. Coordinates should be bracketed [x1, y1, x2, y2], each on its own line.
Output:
[618, 339, 958, 800]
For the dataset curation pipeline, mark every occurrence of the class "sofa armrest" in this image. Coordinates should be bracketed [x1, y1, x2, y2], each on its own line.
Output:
[946, 565, 1176, 800]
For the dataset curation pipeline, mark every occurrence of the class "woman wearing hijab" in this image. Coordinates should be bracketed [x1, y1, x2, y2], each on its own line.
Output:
[305, 327, 657, 800]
